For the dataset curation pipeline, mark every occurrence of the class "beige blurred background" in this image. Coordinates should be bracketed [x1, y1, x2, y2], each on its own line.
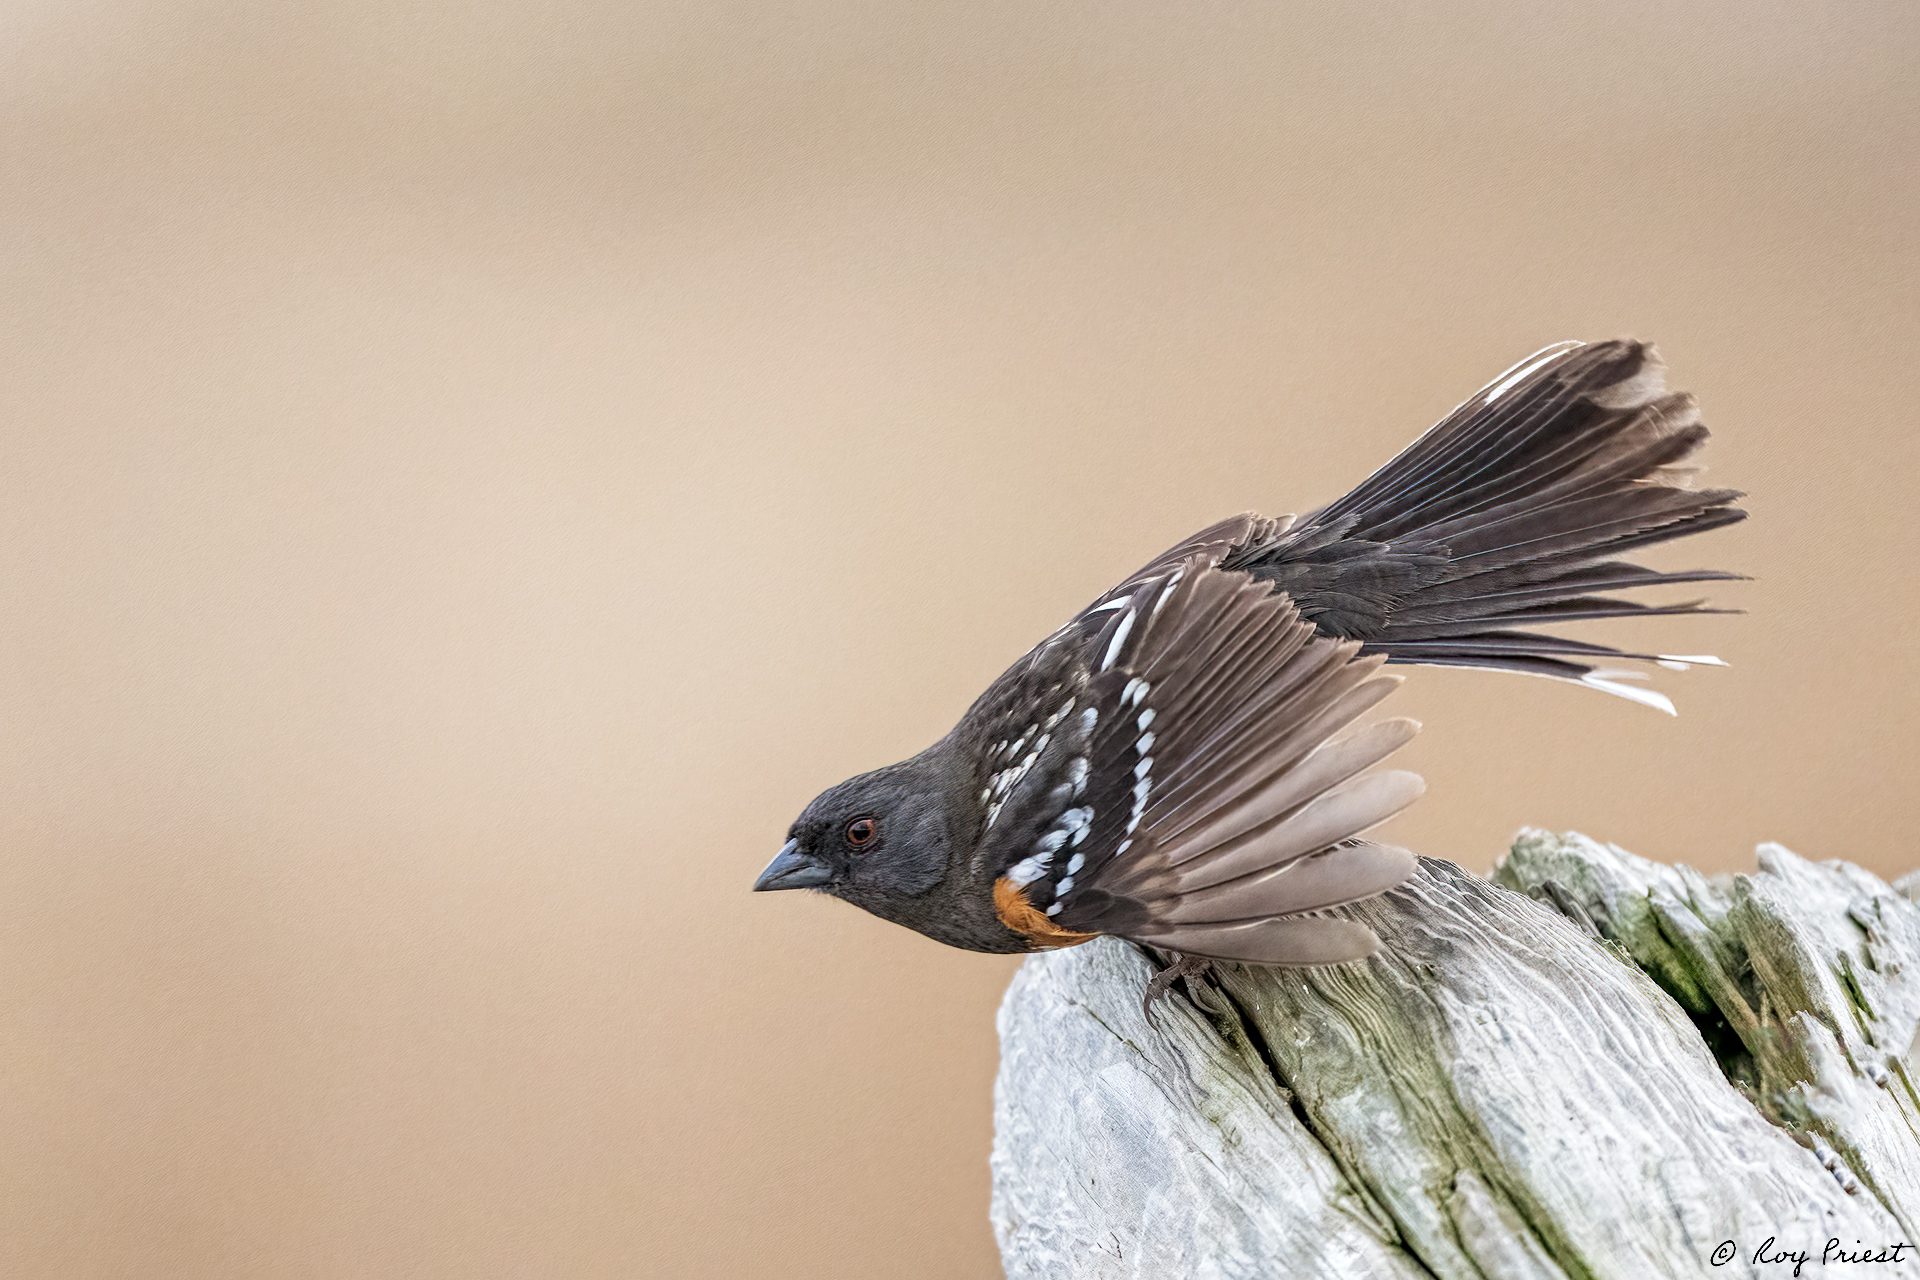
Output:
[3, 2, 1916, 1276]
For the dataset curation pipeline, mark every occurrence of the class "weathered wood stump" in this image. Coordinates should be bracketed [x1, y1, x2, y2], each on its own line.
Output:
[991, 832, 1920, 1279]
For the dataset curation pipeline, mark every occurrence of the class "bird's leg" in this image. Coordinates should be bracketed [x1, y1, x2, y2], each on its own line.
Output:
[1141, 950, 1217, 1021]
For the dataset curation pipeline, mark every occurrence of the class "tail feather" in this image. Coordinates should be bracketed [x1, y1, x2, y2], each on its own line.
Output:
[1230, 339, 1746, 708]
[1394, 560, 1743, 615]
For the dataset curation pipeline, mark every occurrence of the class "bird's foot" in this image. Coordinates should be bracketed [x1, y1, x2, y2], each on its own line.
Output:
[1142, 951, 1217, 1022]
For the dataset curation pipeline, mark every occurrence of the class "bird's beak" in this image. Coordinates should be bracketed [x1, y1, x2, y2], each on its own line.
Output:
[753, 839, 832, 892]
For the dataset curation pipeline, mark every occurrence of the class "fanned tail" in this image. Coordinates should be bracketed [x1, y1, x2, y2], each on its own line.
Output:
[1233, 339, 1746, 712]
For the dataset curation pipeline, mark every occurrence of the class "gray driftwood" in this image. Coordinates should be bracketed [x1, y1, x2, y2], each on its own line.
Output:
[991, 832, 1920, 1279]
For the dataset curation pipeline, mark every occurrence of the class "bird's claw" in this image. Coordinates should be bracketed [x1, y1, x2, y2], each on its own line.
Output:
[1142, 951, 1217, 1022]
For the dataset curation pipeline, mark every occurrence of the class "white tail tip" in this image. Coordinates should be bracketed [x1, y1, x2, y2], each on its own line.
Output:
[1582, 674, 1678, 716]
[1655, 654, 1728, 671]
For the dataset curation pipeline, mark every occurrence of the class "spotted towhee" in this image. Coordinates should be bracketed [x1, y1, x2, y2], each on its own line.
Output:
[755, 340, 1743, 978]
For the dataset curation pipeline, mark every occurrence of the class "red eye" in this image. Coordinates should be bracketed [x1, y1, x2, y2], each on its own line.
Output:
[845, 816, 880, 850]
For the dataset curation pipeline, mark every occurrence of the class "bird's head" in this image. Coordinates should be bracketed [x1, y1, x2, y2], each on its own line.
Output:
[753, 753, 959, 910]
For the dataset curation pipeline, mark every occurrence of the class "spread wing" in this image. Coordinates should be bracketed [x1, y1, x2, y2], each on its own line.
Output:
[973, 560, 1423, 963]
[958, 514, 1294, 840]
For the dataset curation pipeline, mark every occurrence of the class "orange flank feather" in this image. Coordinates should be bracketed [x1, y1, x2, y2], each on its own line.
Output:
[993, 877, 1098, 950]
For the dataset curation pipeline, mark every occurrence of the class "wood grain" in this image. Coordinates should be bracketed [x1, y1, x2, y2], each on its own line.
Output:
[993, 833, 1920, 1278]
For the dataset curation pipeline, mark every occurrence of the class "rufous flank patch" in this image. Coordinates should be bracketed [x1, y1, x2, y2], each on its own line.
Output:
[993, 877, 1097, 950]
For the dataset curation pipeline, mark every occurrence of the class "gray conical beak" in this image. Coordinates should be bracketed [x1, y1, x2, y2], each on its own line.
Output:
[753, 839, 832, 892]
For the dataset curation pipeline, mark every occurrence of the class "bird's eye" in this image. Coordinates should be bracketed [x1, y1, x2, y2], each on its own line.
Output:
[844, 816, 880, 850]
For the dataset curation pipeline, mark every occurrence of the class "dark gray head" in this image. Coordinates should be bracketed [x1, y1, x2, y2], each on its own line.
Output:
[752, 748, 965, 923]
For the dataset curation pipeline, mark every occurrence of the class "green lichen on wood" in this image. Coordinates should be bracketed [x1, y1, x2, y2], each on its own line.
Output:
[997, 835, 1920, 1280]
[1496, 832, 1920, 1240]
[1491, 829, 1734, 1015]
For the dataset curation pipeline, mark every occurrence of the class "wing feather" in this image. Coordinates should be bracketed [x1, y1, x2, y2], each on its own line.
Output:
[1153, 841, 1419, 924]
[1128, 914, 1383, 965]
[1024, 562, 1422, 960]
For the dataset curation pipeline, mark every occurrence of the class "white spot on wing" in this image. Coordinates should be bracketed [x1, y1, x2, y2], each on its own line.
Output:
[982, 721, 1050, 830]
[1127, 774, 1150, 834]
[1150, 567, 1185, 619]
[1007, 854, 1049, 886]
[1100, 609, 1137, 671]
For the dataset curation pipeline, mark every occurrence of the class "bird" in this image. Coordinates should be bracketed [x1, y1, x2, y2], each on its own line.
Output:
[753, 339, 1745, 993]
